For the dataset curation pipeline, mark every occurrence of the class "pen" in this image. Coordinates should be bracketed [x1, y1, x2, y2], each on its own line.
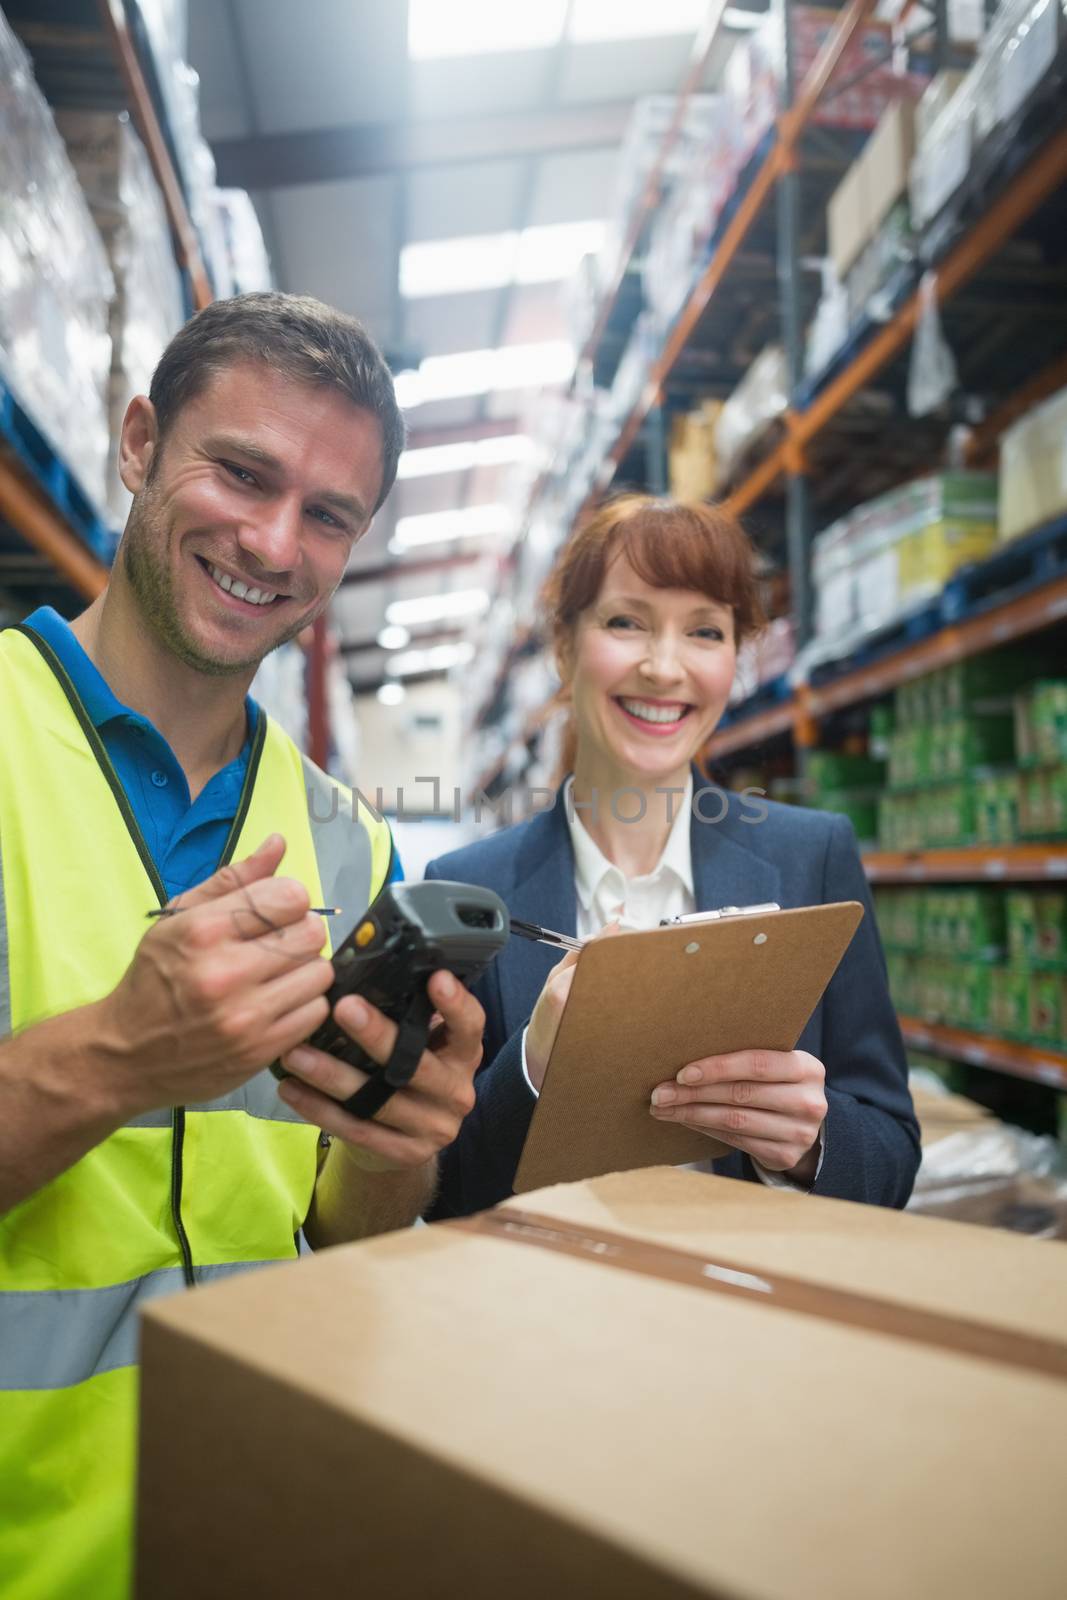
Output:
[146, 906, 342, 919]
[509, 917, 584, 954]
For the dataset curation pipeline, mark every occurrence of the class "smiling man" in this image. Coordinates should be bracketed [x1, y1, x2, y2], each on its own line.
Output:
[0, 292, 485, 1600]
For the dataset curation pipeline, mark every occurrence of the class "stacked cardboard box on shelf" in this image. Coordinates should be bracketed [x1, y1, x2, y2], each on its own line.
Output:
[998, 385, 1067, 544]
[726, 5, 928, 162]
[137, 1167, 1067, 1600]
[810, 473, 997, 659]
[878, 883, 1067, 1049]
[667, 400, 723, 502]
[876, 666, 1067, 853]
[911, 0, 1066, 235]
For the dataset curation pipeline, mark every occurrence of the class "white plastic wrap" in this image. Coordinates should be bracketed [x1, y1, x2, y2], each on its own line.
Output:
[907, 272, 958, 417]
[56, 110, 186, 527]
[0, 11, 113, 506]
[212, 190, 272, 295]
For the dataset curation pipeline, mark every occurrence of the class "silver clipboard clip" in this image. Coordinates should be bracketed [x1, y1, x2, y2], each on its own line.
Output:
[659, 902, 781, 926]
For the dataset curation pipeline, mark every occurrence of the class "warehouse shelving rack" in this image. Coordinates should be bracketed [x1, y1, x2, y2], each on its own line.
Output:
[0, 0, 215, 614]
[479, 2, 1067, 1101]
[898, 1019, 1067, 1091]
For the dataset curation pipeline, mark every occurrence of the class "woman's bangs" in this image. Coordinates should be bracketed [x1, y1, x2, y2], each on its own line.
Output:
[618, 509, 747, 613]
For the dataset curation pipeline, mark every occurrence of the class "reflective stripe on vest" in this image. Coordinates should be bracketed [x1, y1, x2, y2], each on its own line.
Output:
[0, 625, 394, 1599]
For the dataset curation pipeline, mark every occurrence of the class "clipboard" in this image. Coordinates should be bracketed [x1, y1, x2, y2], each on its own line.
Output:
[514, 899, 864, 1194]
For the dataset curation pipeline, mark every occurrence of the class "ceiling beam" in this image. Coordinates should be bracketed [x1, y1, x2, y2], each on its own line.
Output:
[340, 550, 489, 588]
[213, 101, 633, 189]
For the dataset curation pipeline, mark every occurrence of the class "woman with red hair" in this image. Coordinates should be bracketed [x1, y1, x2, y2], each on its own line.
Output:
[426, 496, 918, 1215]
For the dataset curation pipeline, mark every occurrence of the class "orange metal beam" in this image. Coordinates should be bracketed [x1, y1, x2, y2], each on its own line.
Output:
[0, 461, 108, 601]
[807, 573, 1067, 716]
[707, 697, 796, 758]
[863, 845, 1067, 882]
[965, 349, 1067, 467]
[897, 1017, 1067, 1089]
[96, 0, 213, 310]
[724, 443, 788, 515]
[580, 1, 730, 366]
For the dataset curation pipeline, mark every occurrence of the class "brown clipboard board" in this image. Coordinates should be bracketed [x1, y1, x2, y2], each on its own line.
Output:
[514, 899, 864, 1194]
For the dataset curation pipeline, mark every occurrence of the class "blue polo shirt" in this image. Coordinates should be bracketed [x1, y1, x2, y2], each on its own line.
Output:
[24, 607, 258, 901]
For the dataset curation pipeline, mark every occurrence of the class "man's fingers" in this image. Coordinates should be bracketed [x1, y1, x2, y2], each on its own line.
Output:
[425, 971, 484, 1061]
[276, 1076, 439, 1168]
[168, 834, 286, 911]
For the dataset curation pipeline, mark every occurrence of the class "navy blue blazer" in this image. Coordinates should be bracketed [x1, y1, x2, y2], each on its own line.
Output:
[425, 780, 919, 1217]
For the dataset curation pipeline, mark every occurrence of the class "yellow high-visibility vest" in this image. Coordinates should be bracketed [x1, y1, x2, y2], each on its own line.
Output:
[0, 624, 393, 1599]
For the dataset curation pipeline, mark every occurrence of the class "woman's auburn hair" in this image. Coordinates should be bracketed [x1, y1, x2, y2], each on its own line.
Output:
[541, 494, 766, 663]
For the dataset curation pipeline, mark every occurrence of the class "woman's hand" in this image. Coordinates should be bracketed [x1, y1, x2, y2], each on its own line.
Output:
[525, 924, 621, 1092]
[650, 1048, 827, 1183]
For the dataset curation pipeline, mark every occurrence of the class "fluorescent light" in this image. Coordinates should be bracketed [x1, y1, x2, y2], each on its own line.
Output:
[394, 341, 575, 409]
[386, 589, 491, 627]
[387, 641, 477, 677]
[376, 624, 411, 650]
[569, 0, 707, 41]
[376, 682, 407, 706]
[401, 219, 605, 299]
[392, 504, 515, 551]
[409, 0, 568, 59]
[723, 7, 766, 29]
[401, 231, 519, 298]
[515, 220, 607, 284]
[396, 433, 536, 481]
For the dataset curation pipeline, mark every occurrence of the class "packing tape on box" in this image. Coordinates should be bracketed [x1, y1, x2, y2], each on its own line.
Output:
[450, 1208, 1067, 1383]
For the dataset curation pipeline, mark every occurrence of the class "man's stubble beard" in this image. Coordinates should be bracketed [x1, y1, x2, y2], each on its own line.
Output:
[121, 485, 319, 677]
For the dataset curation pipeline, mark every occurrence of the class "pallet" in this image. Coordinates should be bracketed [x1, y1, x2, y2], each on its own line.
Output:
[940, 515, 1067, 623]
[0, 372, 119, 567]
[806, 513, 1067, 690]
[718, 670, 793, 730]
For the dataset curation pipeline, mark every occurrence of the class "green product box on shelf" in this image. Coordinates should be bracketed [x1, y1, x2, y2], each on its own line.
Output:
[807, 751, 885, 789]
[1030, 682, 1067, 766]
[952, 962, 993, 1032]
[940, 650, 1034, 717]
[818, 790, 878, 841]
[868, 703, 894, 745]
[937, 714, 1015, 782]
[1036, 894, 1067, 969]
[917, 957, 954, 1025]
[921, 890, 950, 956]
[955, 887, 1007, 961]
[928, 783, 976, 847]
[974, 773, 1019, 846]
[1030, 971, 1066, 1048]
[1020, 765, 1067, 839]
[991, 966, 1031, 1039]
[1007, 891, 1039, 966]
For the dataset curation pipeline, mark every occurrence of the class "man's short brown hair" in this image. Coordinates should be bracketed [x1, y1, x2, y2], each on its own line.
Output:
[148, 291, 405, 512]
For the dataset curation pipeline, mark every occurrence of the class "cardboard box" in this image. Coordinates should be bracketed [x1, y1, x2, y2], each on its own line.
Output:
[864, 99, 917, 236]
[138, 1169, 1067, 1600]
[827, 159, 870, 278]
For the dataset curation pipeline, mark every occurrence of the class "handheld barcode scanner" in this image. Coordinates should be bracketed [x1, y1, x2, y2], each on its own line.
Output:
[276, 881, 510, 1121]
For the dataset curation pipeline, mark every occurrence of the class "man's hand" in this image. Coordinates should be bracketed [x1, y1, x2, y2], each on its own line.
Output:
[650, 1049, 827, 1183]
[94, 834, 333, 1117]
[276, 970, 484, 1171]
